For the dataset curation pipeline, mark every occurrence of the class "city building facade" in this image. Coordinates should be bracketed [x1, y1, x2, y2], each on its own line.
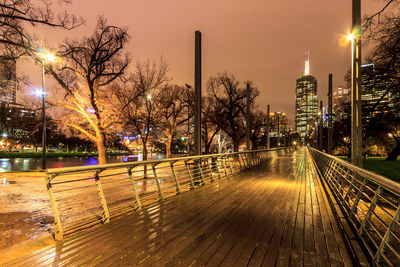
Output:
[295, 55, 318, 143]
[0, 57, 17, 103]
[0, 102, 36, 141]
[269, 112, 288, 138]
[361, 63, 393, 122]
[332, 86, 351, 120]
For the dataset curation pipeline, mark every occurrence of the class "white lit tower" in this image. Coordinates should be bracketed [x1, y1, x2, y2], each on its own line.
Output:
[0, 57, 17, 103]
[295, 52, 318, 144]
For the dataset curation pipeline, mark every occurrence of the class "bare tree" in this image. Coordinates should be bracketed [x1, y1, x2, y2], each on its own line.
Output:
[159, 84, 188, 158]
[362, 2, 400, 160]
[207, 72, 259, 152]
[249, 110, 266, 150]
[47, 17, 130, 164]
[202, 96, 220, 154]
[115, 58, 170, 161]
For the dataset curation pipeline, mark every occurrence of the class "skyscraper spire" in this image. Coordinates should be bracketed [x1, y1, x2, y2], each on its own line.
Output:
[304, 51, 310, 76]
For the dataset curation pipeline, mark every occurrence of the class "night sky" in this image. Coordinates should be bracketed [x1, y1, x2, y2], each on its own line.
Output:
[19, 0, 384, 124]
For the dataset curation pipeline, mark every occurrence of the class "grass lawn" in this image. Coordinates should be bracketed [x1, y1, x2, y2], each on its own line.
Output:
[0, 151, 134, 159]
[336, 156, 400, 182]
[362, 159, 400, 182]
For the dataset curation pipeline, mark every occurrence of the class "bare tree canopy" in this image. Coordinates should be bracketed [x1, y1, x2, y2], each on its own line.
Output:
[159, 84, 189, 158]
[207, 72, 259, 152]
[0, 0, 83, 58]
[115, 58, 170, 161]
[47, 17, 130, 164]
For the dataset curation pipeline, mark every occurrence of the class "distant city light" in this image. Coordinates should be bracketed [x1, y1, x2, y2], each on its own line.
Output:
[87, 108, 96, 114]
[1, 133, 8, 138]
[147, 95, 152, 101]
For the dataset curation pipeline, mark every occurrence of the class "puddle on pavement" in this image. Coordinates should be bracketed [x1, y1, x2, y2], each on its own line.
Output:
[0, 212, 54, 249]
[1, 178, 16, 185]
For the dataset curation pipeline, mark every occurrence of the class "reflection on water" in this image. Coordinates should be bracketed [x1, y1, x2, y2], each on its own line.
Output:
[0, 154, 165, 172]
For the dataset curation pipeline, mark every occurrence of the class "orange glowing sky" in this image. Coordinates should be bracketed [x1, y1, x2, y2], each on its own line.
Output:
[18, 0, 385, 123]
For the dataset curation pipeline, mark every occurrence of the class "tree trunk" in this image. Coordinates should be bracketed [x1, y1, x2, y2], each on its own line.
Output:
[166, 132, 173, 158]
[143, 142, 148, 179]
[233, 140, 239, 152]
[96, 131, 107, 165]
[386, 139, 400, 161]
[205, 141, 210, 154]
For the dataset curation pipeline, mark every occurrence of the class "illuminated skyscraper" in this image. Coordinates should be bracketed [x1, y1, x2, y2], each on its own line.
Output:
[0, 57, 17, 103]
[361, 63, 393, 122]
[295, 54, 318, 143]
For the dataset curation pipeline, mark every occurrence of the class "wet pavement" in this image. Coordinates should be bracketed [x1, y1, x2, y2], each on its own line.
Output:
[0, 172, 54, 257]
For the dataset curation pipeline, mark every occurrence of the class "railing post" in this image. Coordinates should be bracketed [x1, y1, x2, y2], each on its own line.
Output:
[222, 157, 228, 177]
[233, 154, 240, 172]
[343, 169, 353, 210]
[206, 158, 215, 182]
[228, 156, 234, 174]
[169, 162, 181, 194]
[94, 169, 110, 224]
[185, 161, 195, 189]
[374, 205, 400, 264]
[237, 153, 243, 170]
[350, 177, 367, 217]
[197, 160, 206, 186]
[245, 153, 250, 168]
[215, 157, 222, 179]
[44, 174, 64, 241]
[127, 166, 142, 210]
[152, 164, 164, 201]
[358, 186, 382, 237]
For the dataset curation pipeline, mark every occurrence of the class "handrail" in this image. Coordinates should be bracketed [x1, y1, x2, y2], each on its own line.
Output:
[308, 147, 400, 266]
[45, 148, 282, 175]
[44, 148, 288, 241]
[309, 148, 400, 196]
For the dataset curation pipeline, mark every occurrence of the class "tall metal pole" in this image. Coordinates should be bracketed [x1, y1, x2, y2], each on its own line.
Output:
[194, 31, 202, 155]
[328, 74, 333, 154]
[185, 84, 191, 154]
[351, 0, 362, 166]
[246, 83, 251, 150]
[41, 61, 46, 170]
[266, 105, 270, 149]
[319, 100, 323, 150]
[277, 113, 280, 147]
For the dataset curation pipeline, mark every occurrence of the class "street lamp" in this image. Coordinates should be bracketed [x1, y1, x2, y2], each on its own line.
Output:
[38, 50, 56, 170]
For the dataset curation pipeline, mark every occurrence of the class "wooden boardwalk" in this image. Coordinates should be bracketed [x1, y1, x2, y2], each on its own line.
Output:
[6, 149, 356, 266]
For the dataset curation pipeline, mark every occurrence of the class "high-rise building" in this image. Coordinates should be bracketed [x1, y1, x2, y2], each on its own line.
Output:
[333, 86, 351, 120]
[268, 112, 288, 137]
[295, 54, 318, 143]
[0, 102, 35, 140]
[0, 57, 17, 103]
[361, 63, 393, 122]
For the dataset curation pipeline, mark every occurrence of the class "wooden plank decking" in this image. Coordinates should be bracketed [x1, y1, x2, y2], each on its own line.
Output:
[6, 149, 356, 266]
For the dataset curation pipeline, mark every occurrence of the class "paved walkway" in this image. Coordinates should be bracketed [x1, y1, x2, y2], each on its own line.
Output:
[6, 149, 355, 266]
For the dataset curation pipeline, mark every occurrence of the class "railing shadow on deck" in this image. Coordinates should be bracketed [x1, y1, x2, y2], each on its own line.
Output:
[44, 148, 290, 241]
[309, 147, 400, 266]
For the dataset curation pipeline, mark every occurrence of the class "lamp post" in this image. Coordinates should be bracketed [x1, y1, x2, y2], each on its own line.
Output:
[38, 51, 56, 170]
[350, 0, 362, 166]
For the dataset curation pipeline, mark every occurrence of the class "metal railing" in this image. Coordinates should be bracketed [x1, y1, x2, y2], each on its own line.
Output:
[44, 148, 286, 241]
[309, 148, 400, 266]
